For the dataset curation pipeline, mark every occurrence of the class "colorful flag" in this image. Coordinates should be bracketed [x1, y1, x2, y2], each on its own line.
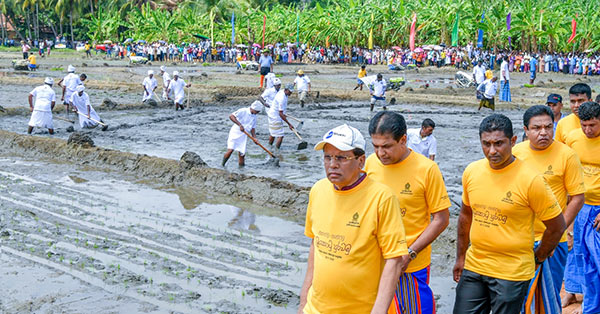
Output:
[567, 17, 577, 43]
[262, 15, 266, 48]
[477, 11, 484, 48]
[507, 12, 512, 48]
[409, 12, 417, 51]
[296, 11, 300, 44]
[451, 12, 459, 46]
[231, 12, 235, 45]
[368, 13, 374, 49]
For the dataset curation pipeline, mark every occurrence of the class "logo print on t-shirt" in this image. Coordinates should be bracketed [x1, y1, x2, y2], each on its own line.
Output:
[346, 212, 361, 228]
[400, 182, 412, 195]
[544, 165, 554, 175]
[501, 191, 514, 204]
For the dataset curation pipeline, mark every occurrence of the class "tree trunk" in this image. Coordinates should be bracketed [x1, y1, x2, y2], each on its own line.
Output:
[89, 0, 94, 15]
[26, 12, 31, 39]
[35, 4, 39, 40]
[47, 20, 58, 39]
[69, 12, 74, 46]
[0, 13, 5, 44]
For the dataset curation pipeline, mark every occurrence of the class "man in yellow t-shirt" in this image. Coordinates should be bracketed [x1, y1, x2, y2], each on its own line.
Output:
[555, 83, 592, 143]
[365, 111, 450, 314]
[513, 105, 585, 313]
[354, 65, 367, 91]
[27, 54, 37, 71]
[563, 101, 600, 314]
[453, 114, 565, 314]
[299, 124, 409, 314]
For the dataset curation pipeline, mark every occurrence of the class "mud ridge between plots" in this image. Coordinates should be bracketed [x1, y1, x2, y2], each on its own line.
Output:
[0, 130, 309, 217]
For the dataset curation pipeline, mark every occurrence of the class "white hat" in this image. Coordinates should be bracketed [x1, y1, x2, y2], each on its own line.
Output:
[67, 65, 75, 72]
[285, 83, 294, 91]
[76, 85, 85, 92]
[44, 77, 54, 85]
[314, 124, 366, 151]
[173, 71, 179, 76]
[160, 66, 166, 72]
[272, 78, 281, 86]
[147, 70, 154, 75]
[250, 101, 263, 112]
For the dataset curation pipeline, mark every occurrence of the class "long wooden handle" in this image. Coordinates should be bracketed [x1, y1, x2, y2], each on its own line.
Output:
[291, 128, 303, 141]
[287, 115, 302, 123]
[77, 111, 107, 126]
[54, 115, 75, 123]
[241, 129, 275, 157]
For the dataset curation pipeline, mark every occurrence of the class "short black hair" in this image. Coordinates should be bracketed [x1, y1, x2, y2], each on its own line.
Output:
[361, 65, 366, 68]
[479, 114, 513, 138]
[523, 105, 554, 127]
[377, 73, 383, 78]
[368, 111, 407, 141]
[569, 83, 592, 99]
[595, 94, 600, 103]
[421, 118, 435, 129]
[353, 148, 365, 157]
[578, 101, 600, 121]
[80, 73, 87, 80]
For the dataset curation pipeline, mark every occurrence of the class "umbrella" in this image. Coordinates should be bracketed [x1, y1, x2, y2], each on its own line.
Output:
[136, 40, 146, 44]
[414, 47, 424, 52]
[287, 42, 296, 47]
[433, 45, 444, 51]
[391, 46, 402, 50]
[423, 45, 433, 50]
[252, 43, 261, 48]
[193, 34, 209, 40]
[266, 44, 274, 48]
[158, 40, 166, 44]
[103, 40, 112, 44]
[236, 44, 247, 48]
[124, 38, 133, 43]
[215, 41, 224, 46]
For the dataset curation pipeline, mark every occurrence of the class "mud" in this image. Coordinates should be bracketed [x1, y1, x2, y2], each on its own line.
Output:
[0, 157, 307, 313]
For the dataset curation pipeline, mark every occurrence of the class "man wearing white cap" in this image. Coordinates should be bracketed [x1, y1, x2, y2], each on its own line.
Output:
[28, 77, 56, 135]
[142, 70, 158, 102]
[258, 77, 281, 109]
[159, 66, 172, 100]
[264, 72, 277, 89]
[58, 65, 81, 114]
[167, 71, 191, 110]
[299, 124, 409, 314]
[267, 84, 294, 149]
[69, 85, 107, 131]
[293, 69, 311, 107]
[369, 73, 387, 112]
[222, 101, 263, 167]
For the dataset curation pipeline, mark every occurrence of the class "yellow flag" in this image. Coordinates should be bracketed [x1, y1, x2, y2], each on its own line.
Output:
[368, 13, 374, 49]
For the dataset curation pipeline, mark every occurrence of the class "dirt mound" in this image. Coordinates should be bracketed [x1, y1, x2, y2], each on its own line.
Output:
[213, 93, 227, 102]
[179, 151, 207, 169]
[144, 99, 159, 107]
[67, 132, 94, 147]
[101, 98, 118, 109]
[66, 126, 75, 132]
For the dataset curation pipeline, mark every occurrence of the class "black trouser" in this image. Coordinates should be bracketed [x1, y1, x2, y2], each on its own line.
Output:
[260, 66, 270, 75]
[453, 269, 530, 314]
[23, 52, 28, 59]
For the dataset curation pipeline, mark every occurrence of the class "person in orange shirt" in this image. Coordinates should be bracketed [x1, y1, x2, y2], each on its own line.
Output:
[299, 124, 409, 314]
[513, 105, 585, 313]
[563, 101, 600, 313]
[453, 114, 566, 314]
[555, 83, 592, 143]
[365, 111, 450, 314]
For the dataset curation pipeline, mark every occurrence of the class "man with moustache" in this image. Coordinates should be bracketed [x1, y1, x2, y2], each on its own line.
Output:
[555, 83, 592, 143]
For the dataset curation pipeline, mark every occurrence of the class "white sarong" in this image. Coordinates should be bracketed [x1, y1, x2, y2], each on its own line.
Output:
[227, 126, 248, 154]
[78, 109, 101, 128]
[268, 117, 285, 137]
[28, 110, 53, 129]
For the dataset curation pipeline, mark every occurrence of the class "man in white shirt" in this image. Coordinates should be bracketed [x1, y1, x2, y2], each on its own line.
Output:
[472, 60, 486, 85]
[69, 85, 107, 131]
[258, 78, 281, 109]
[222, 101, 263, 167]
[28, 77, 56, 134]
[407, 119, 438, 161]
[499, 56, 511, 102]
[477, 76, 498, 111]
[293, 69, 311, 107]
[159, 66, 172, 100]
[58, 65, 82, 114]
[264, 72, 277, 89]
[167, 71, 191, 111]
[142, 70, 158, 102]
[267, 84, 294, 149]
[369, 73, 387, 112]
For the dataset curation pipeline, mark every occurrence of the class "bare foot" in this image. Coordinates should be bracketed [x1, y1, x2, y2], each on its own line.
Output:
[570, 305, 582, 314]
[562, 292, 577, 308]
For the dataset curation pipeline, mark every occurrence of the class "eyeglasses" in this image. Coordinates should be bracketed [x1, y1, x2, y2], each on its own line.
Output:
[323, 155, 359, 163]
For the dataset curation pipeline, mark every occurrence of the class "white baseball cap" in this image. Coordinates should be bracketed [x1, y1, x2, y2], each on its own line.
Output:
[44, 77, 54, 85]
[147, 70, 154, 75]
[272, 78, 281, 86]
[173, 71, 179, 76]
[250, 100, 263, 112]
[160, 66, 166, 72]
[314, 124, 366, 151]
[76, 85, 85, 92]
[67, 65, 75, 72]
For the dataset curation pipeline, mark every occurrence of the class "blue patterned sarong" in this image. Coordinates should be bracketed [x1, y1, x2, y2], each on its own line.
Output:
[500, 80, 511, 102]
[522, 242, 567, 314]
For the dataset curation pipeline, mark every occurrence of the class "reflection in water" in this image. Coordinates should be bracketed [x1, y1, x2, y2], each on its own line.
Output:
[173, 187, 207, 210]
[228, 206, 259, 232]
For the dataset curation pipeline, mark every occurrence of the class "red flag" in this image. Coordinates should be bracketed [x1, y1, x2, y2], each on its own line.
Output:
[409, 13, 417, 51]
[567, 17, 576, 43]
[262, 15, 266, 48]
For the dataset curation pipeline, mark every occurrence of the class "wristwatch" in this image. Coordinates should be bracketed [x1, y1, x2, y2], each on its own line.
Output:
[408, 248, 417, 261]
[534, 255, 544, 265]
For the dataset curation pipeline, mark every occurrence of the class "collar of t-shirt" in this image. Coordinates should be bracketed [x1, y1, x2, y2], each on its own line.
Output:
[334, 172, 367, 191]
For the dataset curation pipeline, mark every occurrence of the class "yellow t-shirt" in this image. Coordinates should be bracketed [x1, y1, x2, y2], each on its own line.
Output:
[28, 54, 36, 65]
[462, 158, 561, 281]
[513, 141, 586, 241]
[555, 113, 581, 143]
[565, 129, 600, 205]
[365, 152, 451, 272]
[304, 176, 408, 314]
[358, 69, 367, 78]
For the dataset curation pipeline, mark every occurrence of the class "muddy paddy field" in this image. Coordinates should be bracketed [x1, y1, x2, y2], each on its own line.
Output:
[1, 50, 598, 313]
